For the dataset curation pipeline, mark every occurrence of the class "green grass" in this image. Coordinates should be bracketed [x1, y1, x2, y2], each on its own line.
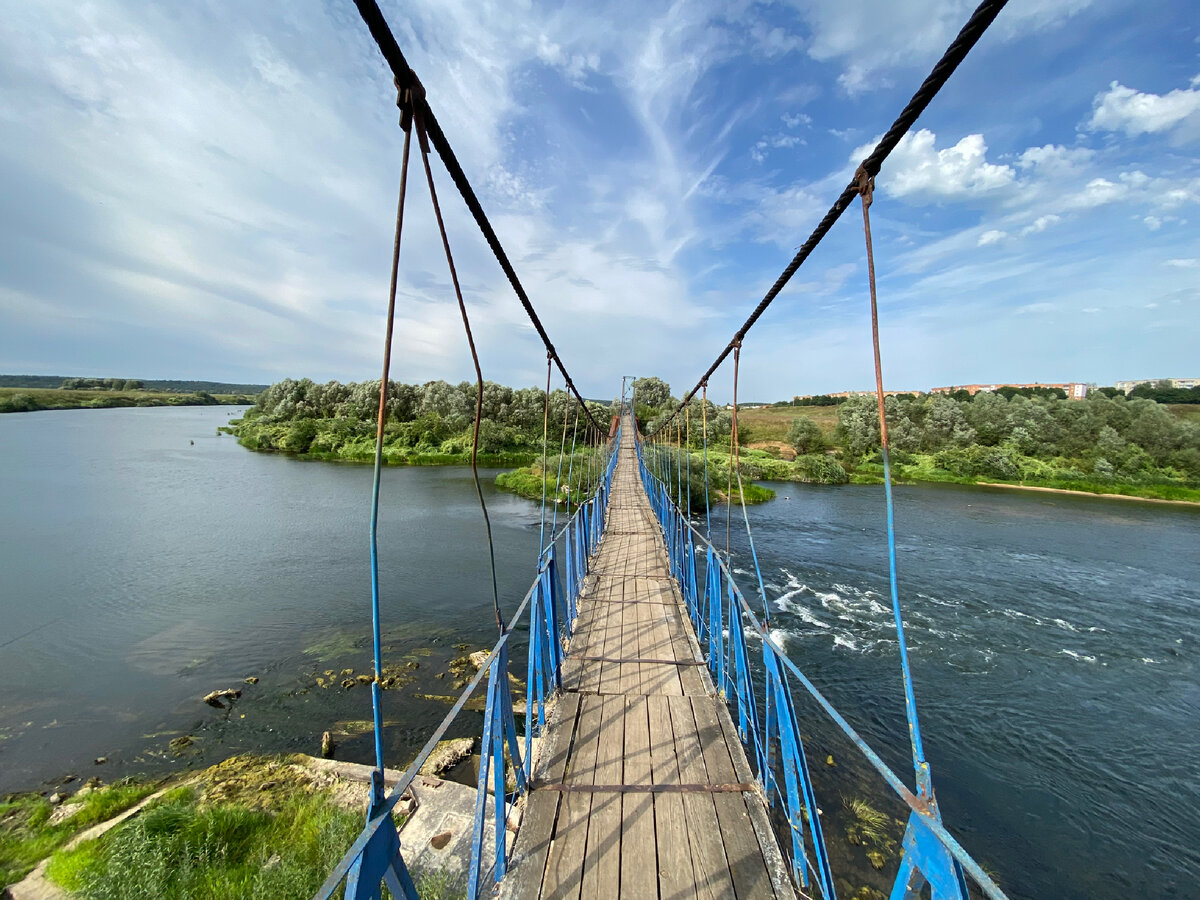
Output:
[0, 387, 250, 413]
[45, 787, 362, 899]
[1, 780, 159, 887]
[734, 405, 840, 444]
[846, 454, 1200, 502]
[1167, 404, 1200, 424]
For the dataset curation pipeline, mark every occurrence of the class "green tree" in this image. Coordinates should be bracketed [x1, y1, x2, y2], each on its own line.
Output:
[631, 376, 671, 410]
[837, 395, 880, 457]
[786, 417, 825, 454]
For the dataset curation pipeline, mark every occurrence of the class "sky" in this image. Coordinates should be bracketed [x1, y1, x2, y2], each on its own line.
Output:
[0, 1, 1197, 402]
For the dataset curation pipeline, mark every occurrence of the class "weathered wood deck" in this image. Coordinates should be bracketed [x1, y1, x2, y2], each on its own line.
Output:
[502, 418, 794, 899]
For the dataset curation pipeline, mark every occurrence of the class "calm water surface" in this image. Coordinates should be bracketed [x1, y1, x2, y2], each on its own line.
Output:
[2, 407, 1198, 899]
[0, 406, 540, 793]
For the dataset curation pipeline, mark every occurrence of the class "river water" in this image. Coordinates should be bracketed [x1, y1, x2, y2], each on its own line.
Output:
[1, 407, 1197, 898]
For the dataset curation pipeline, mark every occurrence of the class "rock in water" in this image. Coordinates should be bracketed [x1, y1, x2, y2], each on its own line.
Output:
[203, 688, 242, 708]
[419, 738, 474, 776]
[321, 731, 335, 759]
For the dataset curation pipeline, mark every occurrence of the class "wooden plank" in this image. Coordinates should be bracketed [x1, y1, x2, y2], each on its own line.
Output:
[502, 694, 579, 900]
[691, 696, 777, 900]
[648, 695, 699, 900]
[620, 696, 658, 899]
[580, 695, 625, 900]
[540, 695, 602, 898]
[668, 695, 736, 900]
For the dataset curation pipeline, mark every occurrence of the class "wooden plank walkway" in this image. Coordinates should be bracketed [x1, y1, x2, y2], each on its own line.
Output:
[502, 417, 795, 900]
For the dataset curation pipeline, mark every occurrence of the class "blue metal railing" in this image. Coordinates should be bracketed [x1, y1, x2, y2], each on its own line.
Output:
[635, 434, 1008, 900]
[315, 423, 620, 900]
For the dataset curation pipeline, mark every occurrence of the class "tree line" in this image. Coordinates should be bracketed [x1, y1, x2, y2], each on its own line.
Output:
[233, 378, 612, 459]
[836, 390, 1200, 486]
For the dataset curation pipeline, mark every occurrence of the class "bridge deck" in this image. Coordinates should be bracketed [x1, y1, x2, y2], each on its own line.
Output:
[502, 420, 794, 899]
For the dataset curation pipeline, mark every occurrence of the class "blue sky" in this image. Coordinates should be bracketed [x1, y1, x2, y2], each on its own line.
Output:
[0, 0, 1196, 401]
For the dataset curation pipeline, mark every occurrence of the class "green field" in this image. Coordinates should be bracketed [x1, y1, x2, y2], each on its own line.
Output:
[734, 405, 840, 444]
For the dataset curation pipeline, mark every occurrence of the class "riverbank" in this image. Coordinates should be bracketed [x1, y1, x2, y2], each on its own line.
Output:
[2, 753, 482, 899]
[0, 387, 253, 414]
[974, 481, 1200, 506]
[848, 462, 1200, 504]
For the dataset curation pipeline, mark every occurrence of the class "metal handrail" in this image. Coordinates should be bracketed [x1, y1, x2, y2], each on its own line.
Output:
[635, 439, 1009, 900]
[315, 423, 620, 899]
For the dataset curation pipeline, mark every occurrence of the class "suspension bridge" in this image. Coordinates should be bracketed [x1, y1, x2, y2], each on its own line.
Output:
[315, 1, 1015, 898]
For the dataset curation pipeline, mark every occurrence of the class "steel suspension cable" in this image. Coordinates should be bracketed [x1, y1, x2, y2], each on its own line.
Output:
[857, 168, 929, 791]
[367, 87, 414, 780]
[564, 402, 580, 518]
[351, 0, 602, 434]
[701, 384, 711, 542]
[537, 356, 552, 560]
[685, 403, 691, 519]
[549, 387, 571, 539]
[414, 107, 504, 635]
[729, 344, 771, 623]
[646, 0, 1010, 438]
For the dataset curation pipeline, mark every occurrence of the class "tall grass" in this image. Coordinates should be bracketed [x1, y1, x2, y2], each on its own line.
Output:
[46, 788, 361, 899]
[0, 780, 158, 887]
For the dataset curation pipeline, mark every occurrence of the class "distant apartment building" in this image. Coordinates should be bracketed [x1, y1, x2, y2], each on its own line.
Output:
[1114, 377, 1200, 393]
[796, 381, 1098, 402]
[929, 382, 1091, 399]
[793, 389, 921, 401]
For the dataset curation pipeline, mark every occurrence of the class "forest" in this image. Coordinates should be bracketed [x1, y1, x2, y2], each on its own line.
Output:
[230, 375, 1200, 505]
[228, 377, 612, 464]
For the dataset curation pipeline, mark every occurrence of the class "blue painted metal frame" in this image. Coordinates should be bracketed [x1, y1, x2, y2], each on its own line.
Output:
[315, 424, 620, 900]
[634, 432, 1008, 900]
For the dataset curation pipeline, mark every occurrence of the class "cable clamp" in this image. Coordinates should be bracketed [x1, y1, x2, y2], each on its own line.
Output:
[395, 74, 425, 133]
[854, 162, 875, 207]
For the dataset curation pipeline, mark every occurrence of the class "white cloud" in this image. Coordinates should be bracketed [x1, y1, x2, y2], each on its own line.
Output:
[1088, 75, 1200, 139]
[1022, 214, 1061, 236]
[1064, 170, 1200, 211]
[977, 229, 1006, 246]
[1017, 144, 1094, 177]
[858, 129, 1014, 201]
[795, 0, 1093, 95]
[1166, 258, 1199, 268]
[751, 132, 805, 162]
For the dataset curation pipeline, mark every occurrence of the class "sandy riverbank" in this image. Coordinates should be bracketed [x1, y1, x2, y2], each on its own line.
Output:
[975, 481, 1200, 507]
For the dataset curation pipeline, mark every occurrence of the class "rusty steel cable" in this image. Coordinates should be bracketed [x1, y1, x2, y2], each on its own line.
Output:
[414, 107, 505, 635]
[537, 355, 552, 558]
[857, 165, 930, 788]
[351, 0, 602, 435]
[647, 0, 1009, 437]
[366, 82, 414, 780]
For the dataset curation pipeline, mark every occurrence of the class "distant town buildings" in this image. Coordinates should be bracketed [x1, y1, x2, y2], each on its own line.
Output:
[793, 378, 1200, 403]
[1114, 377, 1200, 393]
[930, 382, 1092, 398]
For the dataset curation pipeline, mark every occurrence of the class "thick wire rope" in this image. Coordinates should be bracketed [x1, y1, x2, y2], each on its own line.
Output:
[414, 108, 504, 635]
[367, 87, 413, 780]
[729, 345, 771, 623]
[352, 0, 603, 433]
[537, 356, 552, 560]
[645, 0, 1010, 438]
[857, 168, 929, 790]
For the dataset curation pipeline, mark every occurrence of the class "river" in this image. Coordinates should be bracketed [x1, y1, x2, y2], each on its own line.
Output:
[1, 407, 1197, 898]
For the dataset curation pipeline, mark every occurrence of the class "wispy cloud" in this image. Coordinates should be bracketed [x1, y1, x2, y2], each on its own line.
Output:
[0, 0, 1196, 400]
